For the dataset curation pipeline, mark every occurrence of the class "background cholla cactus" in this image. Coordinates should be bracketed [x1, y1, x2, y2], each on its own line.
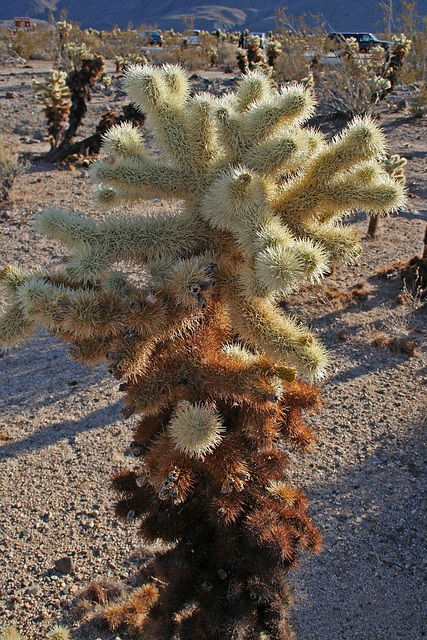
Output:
[266, 38, 282, 67]
[246, 34, 268, 70]
[235, 47, 249, 74]
[66, 42, 94, 70]
[45, 55, 105, 163]
[0, 66, 404, 639]
[236, 36, 269, 75]
[32, 70, 71, 147]
[367, 153, 407, 237]
[0, 626, 70, 640]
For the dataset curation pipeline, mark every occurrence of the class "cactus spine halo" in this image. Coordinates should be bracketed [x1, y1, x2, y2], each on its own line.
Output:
[0, 65, 405, 639]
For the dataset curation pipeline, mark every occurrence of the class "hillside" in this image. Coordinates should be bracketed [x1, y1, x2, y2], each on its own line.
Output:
[1, 0, 426, 34]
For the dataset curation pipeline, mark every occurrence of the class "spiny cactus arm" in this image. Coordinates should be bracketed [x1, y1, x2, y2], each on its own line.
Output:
[301, 221, 362, 263]
[234, 71, 275, 113]
[216, 85, 315, 161]
[201, 172, 329, 294]
[240, 84, 316, 146]
[201, 167, 272, 235]
[0, 303, 36, 349]
[314, 116, 387, 181]
[0, 270, 67, 348]
[47, 288, 129, 339]
[92, 156, 191, 203]
[226, 284, 329, 379]
[319, 164, 406, 221]
[0, 265, 33, 300]
[49, 285, 172, 344]
[101, 121, 148, 159]
[124, 65, 194, 168]
[252, 239, 329, 295]
[185, 94, 222, 170]
[0, 627, 71, 640]
[164, 255, 218, 309]
[38, 208, 207, 273]
[36, 207, 99, 248]
[17, 276, 67, 328]
[272, 116, 392, 224]
[195, 356, 286, 406]
[241, 127, 324, 177]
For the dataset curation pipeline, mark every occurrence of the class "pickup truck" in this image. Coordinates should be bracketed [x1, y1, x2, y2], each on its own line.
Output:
[327, 32, 391, 53]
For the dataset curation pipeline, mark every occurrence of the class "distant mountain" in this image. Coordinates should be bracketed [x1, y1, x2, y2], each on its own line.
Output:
[0, 0, 425, 34]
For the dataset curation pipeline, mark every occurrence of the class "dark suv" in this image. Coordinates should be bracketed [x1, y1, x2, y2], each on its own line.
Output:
[327, 32, 391, 52]
[139, 30, 163, 46]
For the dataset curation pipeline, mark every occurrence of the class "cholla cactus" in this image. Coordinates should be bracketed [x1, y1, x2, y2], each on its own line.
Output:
[66, 42, 94, 70]
[247, 34, 268, 70]
[0, 627, 70, 640]
[0, 67, 404, 639]
[383, 154, 407, 182]
[32, 70, 71, 147]
[266, 38, 282, 67]
[367, 154, 407, 237]
[235, 47, 248, 74]
[390, 33, 412, 63]
[114, 53, 148, 73]
[45, 55, 105, 163]
[114, 55, 125, 72]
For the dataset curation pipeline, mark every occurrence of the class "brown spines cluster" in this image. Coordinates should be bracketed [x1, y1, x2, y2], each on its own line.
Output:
[107, 300, 321, 639]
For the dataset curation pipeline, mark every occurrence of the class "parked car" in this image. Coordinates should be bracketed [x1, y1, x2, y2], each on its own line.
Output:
[185, 29, 201, 45]
[139, 30, 163, 46]
[327, 32, 391, 53]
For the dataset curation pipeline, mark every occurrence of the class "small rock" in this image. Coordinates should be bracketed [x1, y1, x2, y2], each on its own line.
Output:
[337, 329, 349, 342]
[25, 584, 40, 595]
[6, 91, 19, 99]
[54, 556, 75, 574]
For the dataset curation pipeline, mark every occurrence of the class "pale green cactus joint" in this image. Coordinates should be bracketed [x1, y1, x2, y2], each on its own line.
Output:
[0, 66, 405, 380]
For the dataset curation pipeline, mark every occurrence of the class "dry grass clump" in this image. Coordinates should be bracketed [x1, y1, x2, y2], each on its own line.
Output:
[74, 577, 129, 621]
[323, 281, 371, 308]
[74, 577, 160, 636]
[372, 334, 418, 356]
[0, 135, 25, 201]
[377, 255, 427, 294]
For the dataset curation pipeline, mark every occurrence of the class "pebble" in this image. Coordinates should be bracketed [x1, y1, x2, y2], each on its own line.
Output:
[54, 556, 75, 575]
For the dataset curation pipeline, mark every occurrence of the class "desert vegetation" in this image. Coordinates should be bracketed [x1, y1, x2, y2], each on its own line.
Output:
[0, 3, 425, 640]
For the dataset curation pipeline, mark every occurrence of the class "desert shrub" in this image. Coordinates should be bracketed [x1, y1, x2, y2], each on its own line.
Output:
[151, 31, 218, 70]
[396, 0, 427, 86]
[409, 83, 427, 116]
[216, 42, 237, 70]
[273, 7, 327, 83]
[316, 42, 392, 116]
[4, 24, 55, 60]
[0, 136, 24, 201]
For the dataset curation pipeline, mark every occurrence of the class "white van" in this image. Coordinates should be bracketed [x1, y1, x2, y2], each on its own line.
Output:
[186, 29, 201, 45]
[247, 32, 268, 49]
